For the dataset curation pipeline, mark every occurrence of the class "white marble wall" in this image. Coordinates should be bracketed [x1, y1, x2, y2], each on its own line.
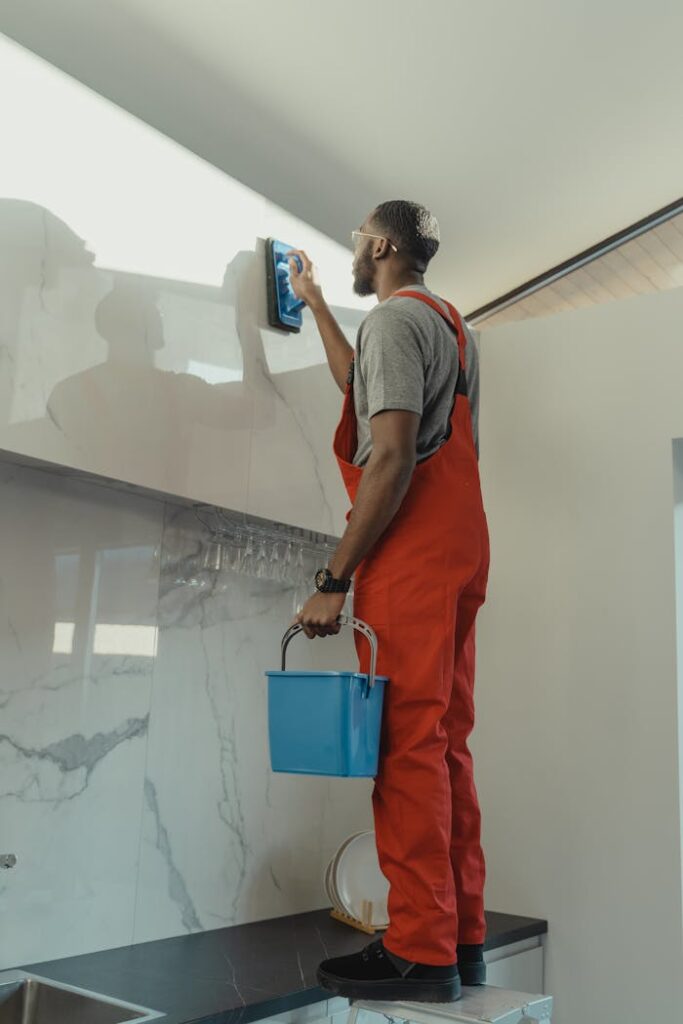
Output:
[0, 35, 372, 536]
[0, 461, 373, 969]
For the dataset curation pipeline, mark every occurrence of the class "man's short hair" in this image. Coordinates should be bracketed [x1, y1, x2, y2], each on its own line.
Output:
[372, 200, 440, 272]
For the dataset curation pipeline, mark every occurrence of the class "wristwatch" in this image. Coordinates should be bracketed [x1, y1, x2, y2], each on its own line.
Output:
[315, 567, 352, 594]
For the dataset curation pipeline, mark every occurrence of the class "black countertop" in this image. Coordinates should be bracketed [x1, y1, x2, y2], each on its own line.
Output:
[19, 908, 547, 1024]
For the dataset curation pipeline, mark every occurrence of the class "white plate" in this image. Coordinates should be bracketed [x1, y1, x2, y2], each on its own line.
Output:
[327, 831, 368, 915]
[329, 863, 346, 914]
[324, 857, 344, 913]
[334, 830, 389, 928]
[330, 830, 367, 877]
[324, 857, 333, 900]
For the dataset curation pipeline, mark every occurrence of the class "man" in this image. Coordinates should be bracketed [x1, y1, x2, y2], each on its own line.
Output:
[288, 200, 490, 1003]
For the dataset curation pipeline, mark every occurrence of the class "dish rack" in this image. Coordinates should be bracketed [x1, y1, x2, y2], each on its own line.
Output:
[326, 829, 389, 935]
[330, 901, 385, 935]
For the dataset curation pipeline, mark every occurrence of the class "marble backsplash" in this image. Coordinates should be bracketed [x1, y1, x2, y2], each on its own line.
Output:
[0, 459, 372, 969]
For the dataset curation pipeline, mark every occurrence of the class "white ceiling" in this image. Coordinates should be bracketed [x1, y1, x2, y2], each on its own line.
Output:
[2, 0, 682, 312]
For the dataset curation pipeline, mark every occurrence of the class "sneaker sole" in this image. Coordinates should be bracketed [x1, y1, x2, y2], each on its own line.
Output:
[316, 968, 462, 1003]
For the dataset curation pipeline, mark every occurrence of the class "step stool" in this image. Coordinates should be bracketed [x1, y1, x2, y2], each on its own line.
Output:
[347, 985, 553, 1024]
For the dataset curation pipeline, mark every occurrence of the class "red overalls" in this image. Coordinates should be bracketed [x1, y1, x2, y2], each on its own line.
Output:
[333, 290, 490, 966]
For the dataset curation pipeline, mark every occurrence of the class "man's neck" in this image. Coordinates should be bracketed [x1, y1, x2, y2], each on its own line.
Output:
[376, 271, 425, 302]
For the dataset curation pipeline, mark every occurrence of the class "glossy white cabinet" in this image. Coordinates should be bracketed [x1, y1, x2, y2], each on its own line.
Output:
[0, 36, 371, 536]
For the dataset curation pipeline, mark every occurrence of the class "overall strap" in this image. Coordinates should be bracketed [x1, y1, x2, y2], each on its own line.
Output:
[392, 289, 468, 393]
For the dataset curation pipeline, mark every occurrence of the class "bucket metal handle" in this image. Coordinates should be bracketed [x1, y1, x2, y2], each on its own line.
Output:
[280, 614, 379, 692]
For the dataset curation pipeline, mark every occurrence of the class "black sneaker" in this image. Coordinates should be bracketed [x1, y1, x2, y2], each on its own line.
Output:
[317, 939, 462, 1003]
[457, 943, 486, 986]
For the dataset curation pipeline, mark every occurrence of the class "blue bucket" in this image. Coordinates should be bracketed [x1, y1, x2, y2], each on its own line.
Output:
[266, 615, 387, 777]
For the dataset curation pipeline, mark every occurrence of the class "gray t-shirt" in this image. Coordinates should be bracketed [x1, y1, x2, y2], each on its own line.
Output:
[352, 285, 480, 467]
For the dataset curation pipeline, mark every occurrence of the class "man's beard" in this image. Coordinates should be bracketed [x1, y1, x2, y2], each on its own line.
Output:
[352, 246, 375, 296]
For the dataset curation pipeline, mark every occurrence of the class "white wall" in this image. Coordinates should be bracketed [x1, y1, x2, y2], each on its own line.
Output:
[475, 286, 683, 1021]
[673, 439, 683, 938]
[0, 35, 371, 536]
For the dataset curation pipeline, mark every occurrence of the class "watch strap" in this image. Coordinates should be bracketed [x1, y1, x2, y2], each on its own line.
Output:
[315, 568, 352, 593]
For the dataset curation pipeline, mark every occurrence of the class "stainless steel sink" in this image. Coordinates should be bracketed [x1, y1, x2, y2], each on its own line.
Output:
[0, 971, 164, 1023]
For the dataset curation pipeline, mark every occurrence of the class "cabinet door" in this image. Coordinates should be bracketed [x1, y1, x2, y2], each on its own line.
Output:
[484, 945, 544, 992]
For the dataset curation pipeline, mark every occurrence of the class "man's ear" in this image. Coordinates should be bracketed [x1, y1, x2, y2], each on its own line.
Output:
[373, 238, 392, 261]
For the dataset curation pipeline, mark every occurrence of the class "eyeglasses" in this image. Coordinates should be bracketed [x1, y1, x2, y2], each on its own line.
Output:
[351, 230, 398, 253]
